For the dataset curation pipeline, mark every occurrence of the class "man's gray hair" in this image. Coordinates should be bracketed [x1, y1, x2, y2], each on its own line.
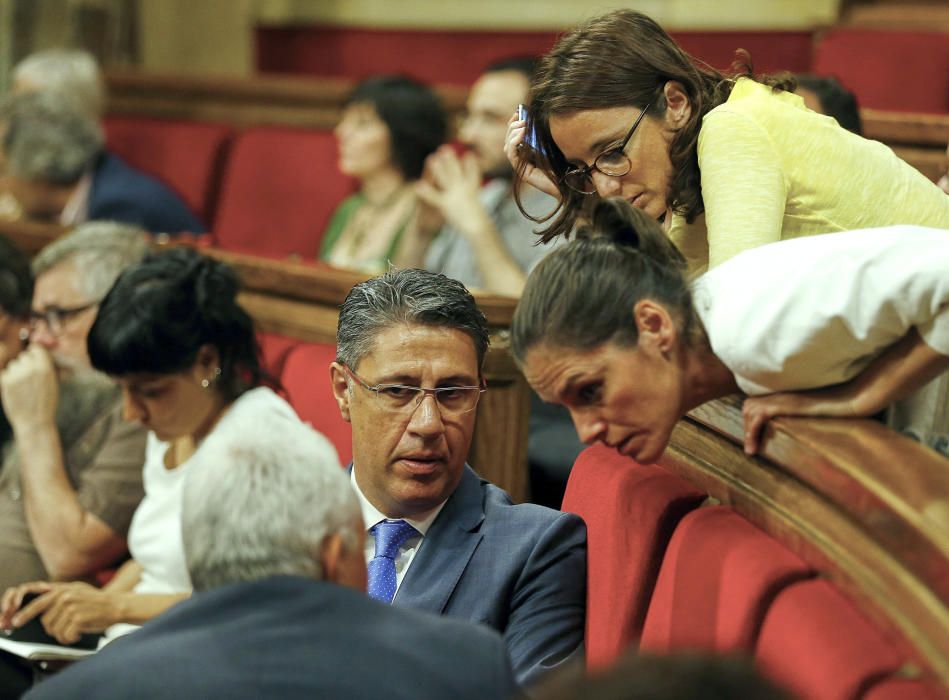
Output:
[337, 267, 490, 370]
[12, 49, 105, 118]
[0, 90, 103, 185]
[32, 221, 149, 302]
[182, 409, 354, 592]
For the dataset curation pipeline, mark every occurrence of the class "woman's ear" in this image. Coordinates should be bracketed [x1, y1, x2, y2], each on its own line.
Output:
[661, 81, 692, 129]
[632, 299, 679, 356]
[195, 343, 221, 373]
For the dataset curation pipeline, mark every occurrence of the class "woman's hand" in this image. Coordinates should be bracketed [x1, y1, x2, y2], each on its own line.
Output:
[742, 387, 861, 455]
[1, 580, 121, 644]
[505, 111, 560, 197]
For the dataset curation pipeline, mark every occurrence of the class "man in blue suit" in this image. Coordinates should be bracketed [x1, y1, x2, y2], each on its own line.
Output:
[329, 267, 587, 688]
[25, 407, 516, 700]
[0, 91, 204, 234]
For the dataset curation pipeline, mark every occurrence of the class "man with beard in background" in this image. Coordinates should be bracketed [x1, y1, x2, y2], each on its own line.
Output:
[0, 223, 148, 592]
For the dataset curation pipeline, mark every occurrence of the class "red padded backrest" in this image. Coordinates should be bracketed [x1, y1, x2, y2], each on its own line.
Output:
[756, 579, 905, 700]
[103, 116, 233, 225]
[863, 678, 947, 700]
[213, 127, 353, 258]
[281, 342, 352, 465]
[561, 444, 705, 669]
[812, 29, 949, 114]
[640, 506, 813, 654]
[257, 332, 300, 379]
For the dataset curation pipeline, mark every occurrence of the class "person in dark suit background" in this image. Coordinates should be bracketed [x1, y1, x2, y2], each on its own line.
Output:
[25, 407, 517, 700]
[328, 267, 587, 688]
[0, 90, 204, 234]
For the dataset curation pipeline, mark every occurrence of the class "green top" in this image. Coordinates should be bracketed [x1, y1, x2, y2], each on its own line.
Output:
[319, 194, 414, 271]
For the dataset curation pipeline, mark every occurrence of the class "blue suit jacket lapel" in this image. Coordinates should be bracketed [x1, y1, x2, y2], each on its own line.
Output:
[394, 466, 485, 613]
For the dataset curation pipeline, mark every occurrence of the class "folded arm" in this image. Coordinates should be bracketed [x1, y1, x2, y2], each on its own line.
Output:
[743, 329, 949, 454]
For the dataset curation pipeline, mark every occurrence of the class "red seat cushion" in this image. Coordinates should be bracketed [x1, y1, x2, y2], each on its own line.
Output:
[562, 444, 705, 669]
[257, 332, 300, 379]
[812, 29, 949, 114]
[103, 116, 233, 225]
[640, 506, 813, 653]
[755, 579, 905, 700]
[863, 678, 946, 700]
[213, 127, 354, 259]
[281, 342, 352, 465]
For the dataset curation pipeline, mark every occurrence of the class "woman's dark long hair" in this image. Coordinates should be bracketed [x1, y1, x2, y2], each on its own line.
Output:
[516, 9, 794, 241]
[87, 247, 270, 401]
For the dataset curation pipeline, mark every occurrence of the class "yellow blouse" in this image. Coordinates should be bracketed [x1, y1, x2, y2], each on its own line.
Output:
[668, 78, 949, 275]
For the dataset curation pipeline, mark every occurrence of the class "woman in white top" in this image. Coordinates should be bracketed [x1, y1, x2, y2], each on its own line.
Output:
[0, 248, 329, 644]
[511, 198, 949, 462]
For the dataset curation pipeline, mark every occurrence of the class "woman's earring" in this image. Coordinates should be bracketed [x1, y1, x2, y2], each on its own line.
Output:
[18, 327, 29, 345]
[201, 367, 222, 390]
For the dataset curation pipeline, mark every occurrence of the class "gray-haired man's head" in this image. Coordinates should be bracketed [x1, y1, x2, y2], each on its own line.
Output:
[12, 48, 105, 118]
[331, 268, 489, 520]
[30, 221, 148, 370]
[182, 410, 360, 593]
[0, 90, 103, 221]
[336, 267, 490, 372]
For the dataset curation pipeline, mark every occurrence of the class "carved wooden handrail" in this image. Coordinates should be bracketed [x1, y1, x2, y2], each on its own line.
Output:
[662, 395, 949, 687]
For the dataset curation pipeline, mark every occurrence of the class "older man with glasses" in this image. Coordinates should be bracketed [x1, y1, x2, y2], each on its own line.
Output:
[0, 222, 148, 598]
[328, 267, 586, 689]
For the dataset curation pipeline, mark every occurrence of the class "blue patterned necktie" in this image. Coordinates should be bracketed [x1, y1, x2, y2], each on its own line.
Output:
[367, 519, 418, 603]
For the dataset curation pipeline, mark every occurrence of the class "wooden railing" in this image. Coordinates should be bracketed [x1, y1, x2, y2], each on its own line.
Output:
[104, 70, 949, 182]
[0, 223, 530, 502]
[662, 395, 949, 687]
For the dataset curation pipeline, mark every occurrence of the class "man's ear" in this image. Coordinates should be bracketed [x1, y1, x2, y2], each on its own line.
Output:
[632, 299, 679, 356]
[329, 362, 353, 423]
[661, 80, 692, 130]
[320, 530, 367, 592]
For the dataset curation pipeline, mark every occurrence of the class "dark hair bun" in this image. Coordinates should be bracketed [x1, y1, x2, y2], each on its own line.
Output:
[88, 247, 267, 400]
[589, 197, 687, 272]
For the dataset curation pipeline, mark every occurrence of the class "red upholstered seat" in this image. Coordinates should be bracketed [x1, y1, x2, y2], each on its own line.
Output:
[561, 444, 705, 669]
[812, 29, 949, 114]
[755, 579, 905, 700]
[257, 332, 300, 379]
[281, 342, 352, 465]
[863, 678, 946, 700]
[103, 116, 233, 226]
[213, 127, 353, 258]
[640, 506, 813, 653]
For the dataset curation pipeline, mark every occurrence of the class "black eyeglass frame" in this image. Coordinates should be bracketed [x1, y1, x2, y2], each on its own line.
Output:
[342, 365, 486, 415]
[28, 301, 99, 336]
[562, 101, 653, 195]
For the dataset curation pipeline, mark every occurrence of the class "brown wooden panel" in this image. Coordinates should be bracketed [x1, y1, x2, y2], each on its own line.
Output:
[105, 70, 468, 130]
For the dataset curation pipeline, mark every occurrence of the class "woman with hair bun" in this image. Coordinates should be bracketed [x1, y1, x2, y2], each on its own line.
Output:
[512, 198, 949, 461]
[0, 247, 337, 646]
[506, 9, 948, 275]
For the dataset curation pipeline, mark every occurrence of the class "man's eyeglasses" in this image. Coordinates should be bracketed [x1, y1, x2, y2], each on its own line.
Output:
[342, 365, 485, 416]
[29, 302, 98, 337]
[562, 102, 652, 195]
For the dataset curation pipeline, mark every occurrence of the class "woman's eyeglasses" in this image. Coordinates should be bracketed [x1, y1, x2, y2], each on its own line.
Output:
[562, 102, 652, 195]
